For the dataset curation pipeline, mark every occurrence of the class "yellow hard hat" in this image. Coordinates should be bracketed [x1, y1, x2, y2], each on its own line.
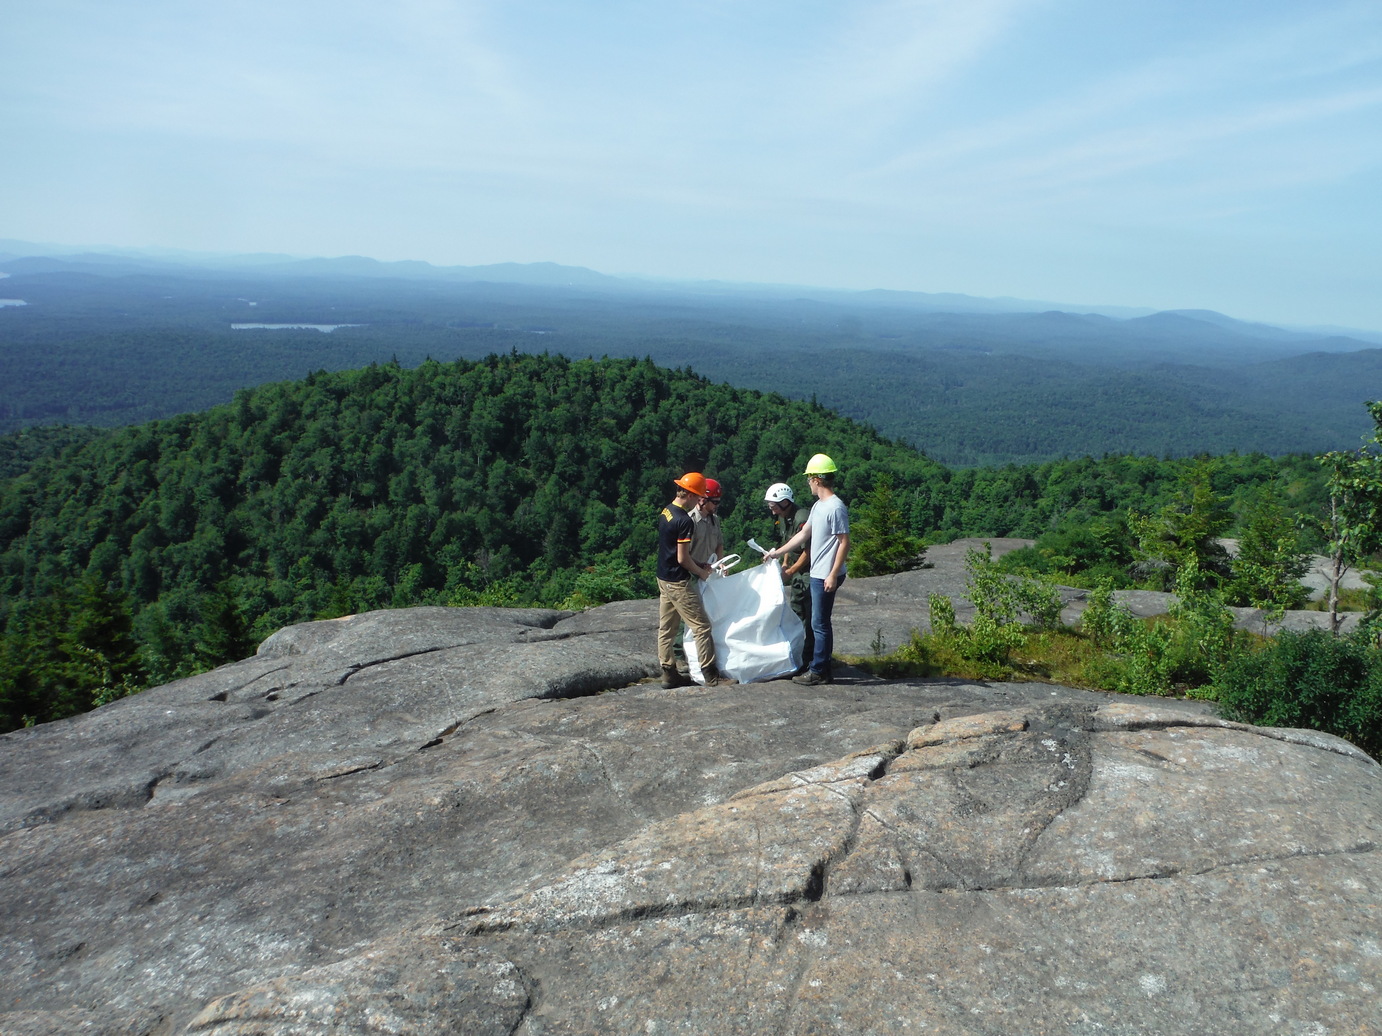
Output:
[803, 453, 838, 476]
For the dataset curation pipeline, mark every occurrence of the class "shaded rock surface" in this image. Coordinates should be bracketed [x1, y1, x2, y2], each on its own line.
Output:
[1, 571, 1379, 1035]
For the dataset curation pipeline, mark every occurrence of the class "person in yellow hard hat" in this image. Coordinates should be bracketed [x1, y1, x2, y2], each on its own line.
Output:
[765, 454, 849, 685]
[657, 473, 736, 688]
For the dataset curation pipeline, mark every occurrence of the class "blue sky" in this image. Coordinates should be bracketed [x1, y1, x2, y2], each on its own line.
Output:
[3, 0, 1380, 330]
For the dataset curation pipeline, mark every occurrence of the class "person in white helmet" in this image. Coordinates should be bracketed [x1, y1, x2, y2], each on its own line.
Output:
[764, 480, 813, 670]
[765, 454, 849, 685]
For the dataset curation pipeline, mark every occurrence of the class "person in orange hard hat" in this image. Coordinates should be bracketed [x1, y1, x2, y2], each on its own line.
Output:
[658, 473, 736, 688]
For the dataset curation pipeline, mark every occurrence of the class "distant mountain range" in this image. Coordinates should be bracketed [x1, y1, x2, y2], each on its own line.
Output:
[0, 241, 1378, 465]
[12, 237, 1382, 340]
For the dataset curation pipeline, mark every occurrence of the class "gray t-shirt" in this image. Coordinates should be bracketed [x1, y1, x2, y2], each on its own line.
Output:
[807, 494, 849, 579]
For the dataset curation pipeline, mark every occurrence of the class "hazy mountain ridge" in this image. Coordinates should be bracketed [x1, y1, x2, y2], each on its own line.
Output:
[5, 240, 1372, 335]
[0, 244, 1377, 465]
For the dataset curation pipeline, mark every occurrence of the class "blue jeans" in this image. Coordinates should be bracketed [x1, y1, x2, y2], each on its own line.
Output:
[809, 575, 843, 675]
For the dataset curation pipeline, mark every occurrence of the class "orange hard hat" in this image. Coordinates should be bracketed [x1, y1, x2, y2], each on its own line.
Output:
[674, 472, 707, 497]
[703, 478, 722, 499]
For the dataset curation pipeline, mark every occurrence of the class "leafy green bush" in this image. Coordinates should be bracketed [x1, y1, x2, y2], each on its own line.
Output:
[966, 611, 1028, 666]
[1080, 581, 1137, 648]
[954, 545, 1062, 667]
[1077, 561, 1239, 696]
[1165, 559, 1239, 686]
[965, 545, 1063, 630]
[927, 593, 957, 635]
[559, 560, 642, 611]
[1113, 621, 1179, 697]
[448, 575, 528, 608]
[994, 517, 1136, 588]
[851, 549, 1069, 681]
[1214, 628, 1382, 757]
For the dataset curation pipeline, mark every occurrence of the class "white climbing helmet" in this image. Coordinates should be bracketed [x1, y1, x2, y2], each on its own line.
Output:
[764, 482, 795, 504]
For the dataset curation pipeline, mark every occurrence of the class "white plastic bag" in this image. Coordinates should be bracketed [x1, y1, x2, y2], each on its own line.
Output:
[684, 558, 805, 684]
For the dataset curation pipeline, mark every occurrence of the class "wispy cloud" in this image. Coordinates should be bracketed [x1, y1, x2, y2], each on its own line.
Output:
[807, 0, 1034, 117]
[846, 3, 1382, 223]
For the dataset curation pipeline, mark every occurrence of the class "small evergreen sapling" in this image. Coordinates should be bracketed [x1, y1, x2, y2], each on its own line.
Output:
[849, 474, 926, 577]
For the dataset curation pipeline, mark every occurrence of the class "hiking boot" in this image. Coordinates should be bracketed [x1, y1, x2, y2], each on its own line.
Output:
[792, 670, 831, 686]
[705, 671, 739, 687]
[661, 667, 689, 689]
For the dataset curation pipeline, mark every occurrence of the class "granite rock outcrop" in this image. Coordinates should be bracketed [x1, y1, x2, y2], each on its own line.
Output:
[1, 569, 1379, 1035]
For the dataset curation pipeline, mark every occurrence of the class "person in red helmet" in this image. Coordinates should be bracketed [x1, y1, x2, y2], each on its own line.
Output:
[689, 477, 726, 567]
[657, 473, 736, 688]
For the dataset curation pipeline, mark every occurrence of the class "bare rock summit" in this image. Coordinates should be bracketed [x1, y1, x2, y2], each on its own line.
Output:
[1, 592, 1380, 1035]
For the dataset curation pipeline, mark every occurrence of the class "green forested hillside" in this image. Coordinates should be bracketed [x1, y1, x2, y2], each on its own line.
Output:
[0, 353, 940, 724]
[0, 352, 1331, 730]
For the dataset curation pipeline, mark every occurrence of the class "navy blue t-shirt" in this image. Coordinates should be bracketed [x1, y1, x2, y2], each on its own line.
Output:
[657, 503, 695, 581]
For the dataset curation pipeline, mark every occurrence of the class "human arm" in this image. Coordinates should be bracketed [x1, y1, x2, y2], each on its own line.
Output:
[677, 540, 713, 580]
[765, 523, 810, 561]
[782, 549, 808, 578]
[824, 533, 850, 593]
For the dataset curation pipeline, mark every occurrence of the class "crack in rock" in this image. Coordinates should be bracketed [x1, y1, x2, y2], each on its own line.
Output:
[445, 701, 1379, 947]
[334, 644, 455, 686]
[416, 707, 514, 752]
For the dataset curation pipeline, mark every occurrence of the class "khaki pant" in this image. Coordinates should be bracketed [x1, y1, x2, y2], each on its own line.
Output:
[657, 577, 717, 675]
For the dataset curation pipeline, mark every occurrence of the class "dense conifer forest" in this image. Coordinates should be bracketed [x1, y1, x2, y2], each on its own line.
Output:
[0, 351, 1338, 731]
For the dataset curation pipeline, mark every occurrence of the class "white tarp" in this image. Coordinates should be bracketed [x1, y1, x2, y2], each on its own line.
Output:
[684, 558, 805, 684]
